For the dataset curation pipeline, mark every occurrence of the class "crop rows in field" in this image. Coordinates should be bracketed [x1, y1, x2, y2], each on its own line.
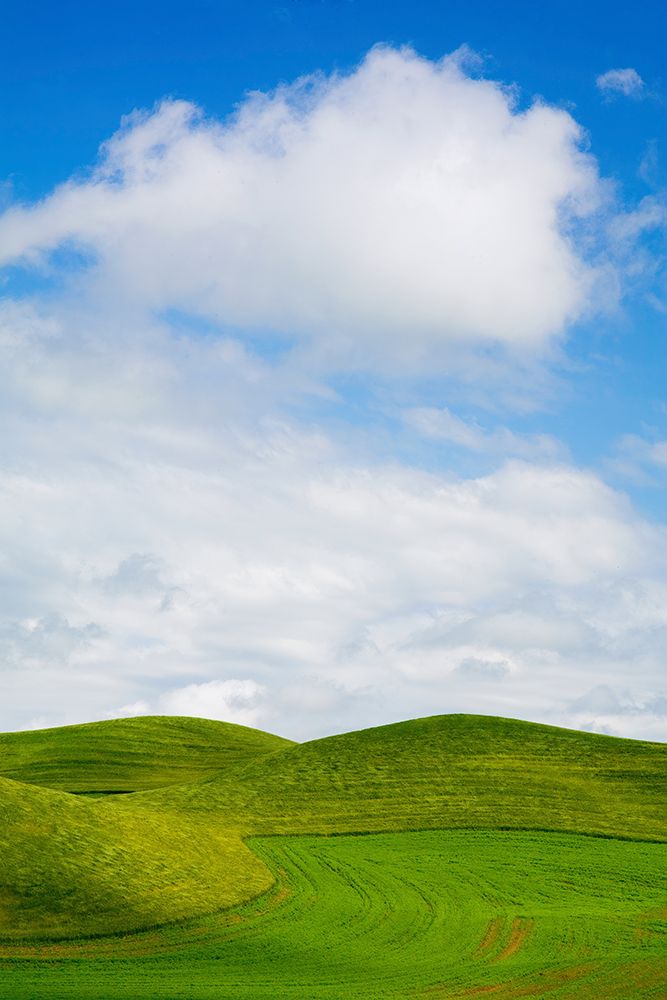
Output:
[2, 829, 665, 999]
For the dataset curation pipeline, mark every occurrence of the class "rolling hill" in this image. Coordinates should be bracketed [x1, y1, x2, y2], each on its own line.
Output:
[0, 713, 664, 999]
[129, 713, 666, 840]
[0, 715, 293, 793]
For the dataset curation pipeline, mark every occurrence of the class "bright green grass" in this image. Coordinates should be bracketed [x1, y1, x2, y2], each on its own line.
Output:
[1, 830, 665, 999]
[0, 714, 665, 997]
[0, 715, 293, 793]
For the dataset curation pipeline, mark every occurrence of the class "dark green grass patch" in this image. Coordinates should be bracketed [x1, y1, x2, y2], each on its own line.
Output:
[1, 830, 665, 999]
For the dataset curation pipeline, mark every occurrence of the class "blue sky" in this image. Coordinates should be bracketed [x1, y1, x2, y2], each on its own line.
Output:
[3, 2, 665, 197]
[0, 1, 665, 739]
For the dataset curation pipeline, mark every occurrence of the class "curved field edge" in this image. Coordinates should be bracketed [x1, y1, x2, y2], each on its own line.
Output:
[0, 714, 664, 941]
[0, 830, 665, 1000]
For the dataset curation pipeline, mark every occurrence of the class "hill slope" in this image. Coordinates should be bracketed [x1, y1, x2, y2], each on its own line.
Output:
[125, 714, 667, 842]
[0, 715, 293, 793]
[0, 774, 272, 940]
[0, 713, 665, 947]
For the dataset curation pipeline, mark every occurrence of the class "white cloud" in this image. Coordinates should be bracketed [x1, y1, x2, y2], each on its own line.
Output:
[104, 683, 268, 726]
[106, 700, 151, 719]
[596, 67, 645, 99]
[607, 432, 667, 484]
[0, 46, 604, 368]
[456, 657, 510, 681]
[566, 685, 667, 740]
[0, 312, 664, 740]
[608, 197, 667, 244]
[157, 679, 267, 727]
[103, 554, 167, 597]
[405, 406, 563, 458]
[0, 614, 104, 669]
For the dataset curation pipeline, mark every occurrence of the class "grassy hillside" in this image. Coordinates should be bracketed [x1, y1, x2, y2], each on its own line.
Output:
[0, 715, 293, 793]
[124, 714, 667, 841]
[0, 713, 664, 998]
[0, 775, 272, 940]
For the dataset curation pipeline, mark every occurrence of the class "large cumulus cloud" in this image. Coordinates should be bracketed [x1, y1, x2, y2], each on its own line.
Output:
[0, 46, 604, 367]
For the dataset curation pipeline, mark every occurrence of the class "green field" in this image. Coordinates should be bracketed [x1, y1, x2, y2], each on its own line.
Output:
[0, 714, 665, 998]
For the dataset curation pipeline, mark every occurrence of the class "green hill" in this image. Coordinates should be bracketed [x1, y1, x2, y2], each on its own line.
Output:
[0, 713, 664, 999]
[0, 715, 293, 793]
[126, 713, 667, 841]
[0, 773, 273, 940]
[0, 715, 294, 938]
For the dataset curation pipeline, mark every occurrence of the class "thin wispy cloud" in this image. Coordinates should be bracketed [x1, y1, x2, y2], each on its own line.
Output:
[404, 407, 564, 459]
[596, 67, 645, 99]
